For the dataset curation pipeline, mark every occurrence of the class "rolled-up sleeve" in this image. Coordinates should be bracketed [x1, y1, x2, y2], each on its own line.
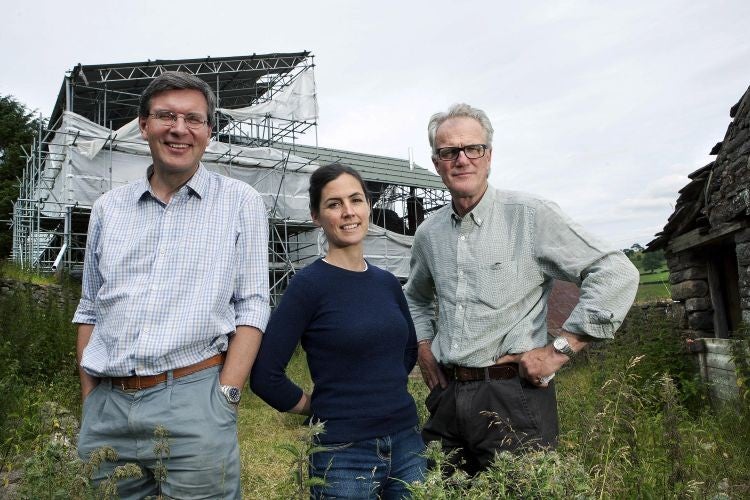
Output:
[534, 200, 639, 339]
[72, 201, 104, 325]
[233, 192, 271, 332]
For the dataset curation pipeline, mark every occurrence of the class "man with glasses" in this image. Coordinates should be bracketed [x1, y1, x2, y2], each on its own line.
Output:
[405, 103, 638, 475]
[74, 71, 269, 498]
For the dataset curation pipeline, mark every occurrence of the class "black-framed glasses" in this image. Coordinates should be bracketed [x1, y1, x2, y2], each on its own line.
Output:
[149, 110, 209, 129]
[436, 144, 488, 161]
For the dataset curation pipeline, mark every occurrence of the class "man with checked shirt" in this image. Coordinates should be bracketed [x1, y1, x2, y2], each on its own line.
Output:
[405, 102, 639, 475]
[74, 71, 269, 498]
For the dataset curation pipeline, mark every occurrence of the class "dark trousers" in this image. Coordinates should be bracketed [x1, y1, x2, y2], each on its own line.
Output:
[421, 376, 558, 476]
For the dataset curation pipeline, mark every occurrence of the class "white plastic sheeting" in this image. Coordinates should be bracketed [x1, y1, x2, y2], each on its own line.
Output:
[295, 224, 413, 279]
[36, 111, 414, 278]
[218, 68, 318, 123]
[42, 112, 317, 220]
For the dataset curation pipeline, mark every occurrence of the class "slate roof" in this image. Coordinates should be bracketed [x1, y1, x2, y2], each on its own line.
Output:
[273, 143, 446, 190]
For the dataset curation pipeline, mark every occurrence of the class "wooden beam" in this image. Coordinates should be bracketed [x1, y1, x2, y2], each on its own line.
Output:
[668, 222, 746, 254]
[707, 258, 729, 339]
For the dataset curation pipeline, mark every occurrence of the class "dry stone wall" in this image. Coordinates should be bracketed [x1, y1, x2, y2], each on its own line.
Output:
[738, 228, 750, 324]
[0, 278, 76, 308]
[666, 251, 712, 334]
[707, 87, 750, 227]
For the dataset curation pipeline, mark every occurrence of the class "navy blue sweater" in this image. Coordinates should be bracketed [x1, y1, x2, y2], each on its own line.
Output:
[250, 259, 419, 443]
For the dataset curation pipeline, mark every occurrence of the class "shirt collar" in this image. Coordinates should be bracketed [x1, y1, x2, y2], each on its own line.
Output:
[135, 163, 208, 202]
[451, 185, 495, 227]
[184, 163, 208, 199]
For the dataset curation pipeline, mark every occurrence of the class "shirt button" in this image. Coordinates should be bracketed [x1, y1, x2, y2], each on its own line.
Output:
[453, 343, 459, 349]
[460, 235, 466, 241]
[159, 249, 165, 255]
[458, 270, 464, 277]
[476, 218, 482, 224]
[458, 304, 463, 310]
[143, 328, 150, 335]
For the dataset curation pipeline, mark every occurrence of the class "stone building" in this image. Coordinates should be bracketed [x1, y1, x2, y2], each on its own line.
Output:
[647, 85, 750, 401]
[648, 84, 750, 338]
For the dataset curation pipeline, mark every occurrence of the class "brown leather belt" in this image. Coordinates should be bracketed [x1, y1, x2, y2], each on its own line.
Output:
[110, 353, 226, 391]
[441, 363, 519, 382]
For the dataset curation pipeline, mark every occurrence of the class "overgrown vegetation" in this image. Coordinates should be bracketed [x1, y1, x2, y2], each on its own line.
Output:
[407, 307, 749, 498]
[2, 267, 749, 498]
[0, 260, 59, 285]
[0, 265, 80, 488]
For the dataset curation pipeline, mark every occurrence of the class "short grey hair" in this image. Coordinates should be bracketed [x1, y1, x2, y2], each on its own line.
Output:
[427, 103, 494, 155]
[139, 71, 217, 127]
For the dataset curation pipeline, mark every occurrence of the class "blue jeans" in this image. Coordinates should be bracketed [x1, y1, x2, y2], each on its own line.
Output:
[310, 425, 426, 499]
[78, 365, 240, 499]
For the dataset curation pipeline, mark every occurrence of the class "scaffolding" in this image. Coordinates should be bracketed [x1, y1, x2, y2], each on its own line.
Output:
[12, 53, 449, 305]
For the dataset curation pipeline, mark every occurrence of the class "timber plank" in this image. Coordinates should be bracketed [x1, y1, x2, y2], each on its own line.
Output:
[668, 222, 745, 253]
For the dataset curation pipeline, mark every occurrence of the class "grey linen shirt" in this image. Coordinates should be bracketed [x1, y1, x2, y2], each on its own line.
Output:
[404, 185, 639, 368]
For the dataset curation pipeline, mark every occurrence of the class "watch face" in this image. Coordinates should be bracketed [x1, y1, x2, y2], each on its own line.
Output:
[223, 386, 241, 404]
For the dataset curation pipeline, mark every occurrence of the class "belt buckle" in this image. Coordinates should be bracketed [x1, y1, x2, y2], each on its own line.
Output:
[120, 376, 141, 392]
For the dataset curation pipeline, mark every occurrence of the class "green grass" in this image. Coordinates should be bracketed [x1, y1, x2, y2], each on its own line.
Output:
[639, 269, 669, 284]
[0, 260, 59, 286]
[239, 348, 312, 498]
[636, 281, 671, 302]
[636, 268, 671, 302]
[4, 273, 750, 499]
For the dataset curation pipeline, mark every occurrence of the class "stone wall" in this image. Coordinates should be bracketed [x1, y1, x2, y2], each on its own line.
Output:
[738, 228, 750, 324]
[666, 250, 713, 335]
[667, 85, 750, 335]
[707, 86, 750, 227]
[0, 278, 77, 308]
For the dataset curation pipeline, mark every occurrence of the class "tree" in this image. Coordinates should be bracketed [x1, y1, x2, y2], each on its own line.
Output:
[642, 249, 665, 273]
[0, 95, 45, 257]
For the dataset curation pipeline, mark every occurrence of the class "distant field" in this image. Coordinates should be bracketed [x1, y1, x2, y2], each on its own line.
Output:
[636, 269, 671, 302]
[639, 270, 669, 284]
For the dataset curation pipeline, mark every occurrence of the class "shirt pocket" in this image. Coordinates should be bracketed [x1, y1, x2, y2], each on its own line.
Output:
[476, 260, 519, 308]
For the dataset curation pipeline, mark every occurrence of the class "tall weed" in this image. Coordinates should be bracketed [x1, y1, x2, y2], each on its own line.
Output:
[0, 268, 80, 484]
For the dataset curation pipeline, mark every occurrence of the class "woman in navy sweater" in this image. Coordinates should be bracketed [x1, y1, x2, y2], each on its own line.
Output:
[250, 163, 426, 499]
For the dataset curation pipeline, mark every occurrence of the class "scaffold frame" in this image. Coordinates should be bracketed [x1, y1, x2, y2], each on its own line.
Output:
[12, 53, 449, 302]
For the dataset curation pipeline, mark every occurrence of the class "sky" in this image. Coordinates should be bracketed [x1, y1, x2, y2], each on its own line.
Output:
[2, 0, 749, 248]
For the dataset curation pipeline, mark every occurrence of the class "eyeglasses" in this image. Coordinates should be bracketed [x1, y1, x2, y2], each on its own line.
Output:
[435, 144, 488, 161]
[148, 110, 209, 129]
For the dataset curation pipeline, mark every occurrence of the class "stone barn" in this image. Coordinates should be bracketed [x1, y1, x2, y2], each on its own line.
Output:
[647, 84, 750, 401]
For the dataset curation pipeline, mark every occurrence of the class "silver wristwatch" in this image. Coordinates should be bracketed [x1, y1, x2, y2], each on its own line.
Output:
[219, 385, 242, 405]
[552, 336, 576, 358]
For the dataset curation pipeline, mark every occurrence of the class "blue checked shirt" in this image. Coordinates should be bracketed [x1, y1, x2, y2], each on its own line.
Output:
[73, 165, 270, 377]
[405, 185, 639, 368]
